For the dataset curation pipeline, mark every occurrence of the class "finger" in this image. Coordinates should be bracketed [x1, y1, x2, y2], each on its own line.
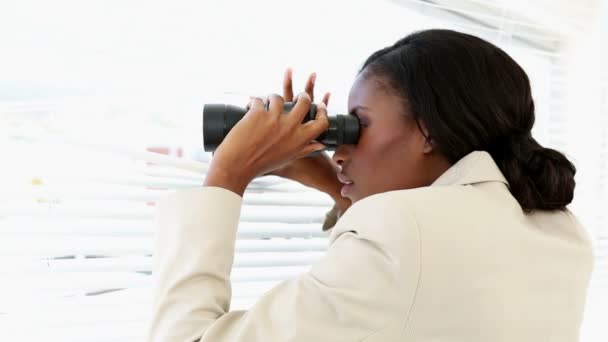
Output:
[304, 72, 316, 102]
[302, 100, 330, 141]
[322, 92, 330, 106]
[283, 68, 294, 102]
[267, 93, 285, 116]
[294, 142, 326, 159]
[289, 92, 312, 125]
[247, 96, 265, 110]
[248, 97, 265, 113]
[263, 96, 270, 110]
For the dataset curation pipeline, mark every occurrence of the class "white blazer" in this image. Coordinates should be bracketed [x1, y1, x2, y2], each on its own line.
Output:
[147, 151, 594, 342]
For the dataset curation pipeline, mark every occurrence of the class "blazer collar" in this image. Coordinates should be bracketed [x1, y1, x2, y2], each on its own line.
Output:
[431, 151, 508, 187]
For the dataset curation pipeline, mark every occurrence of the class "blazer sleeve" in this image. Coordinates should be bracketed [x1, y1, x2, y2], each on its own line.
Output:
[147, 187, 420, 342]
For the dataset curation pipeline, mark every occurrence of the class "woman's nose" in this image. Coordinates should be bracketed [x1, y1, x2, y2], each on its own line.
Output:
[332, 144, 352, 167]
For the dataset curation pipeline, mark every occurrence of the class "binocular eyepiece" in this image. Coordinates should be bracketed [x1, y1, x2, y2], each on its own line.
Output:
[202, 102, 360, 152]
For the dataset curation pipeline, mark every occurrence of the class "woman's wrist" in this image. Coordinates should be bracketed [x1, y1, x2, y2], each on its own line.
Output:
[321, 195, 351, 231]
[330, 193, 352, 215]
[203, 165, 251, 197]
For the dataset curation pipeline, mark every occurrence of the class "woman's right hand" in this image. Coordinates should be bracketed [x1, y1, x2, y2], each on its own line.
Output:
[266, 69, 351, 214]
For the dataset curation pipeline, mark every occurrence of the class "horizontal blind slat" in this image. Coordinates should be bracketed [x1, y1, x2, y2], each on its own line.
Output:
[0, 217, 327, 238]
[0, 236, 328, 257]
[1, 253, 325, 273]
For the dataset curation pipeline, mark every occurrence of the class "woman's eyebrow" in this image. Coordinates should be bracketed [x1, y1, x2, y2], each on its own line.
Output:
[348, 105, 370, 116]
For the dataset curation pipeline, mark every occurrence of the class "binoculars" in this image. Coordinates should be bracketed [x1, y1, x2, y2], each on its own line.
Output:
[202, 102, 360, 152]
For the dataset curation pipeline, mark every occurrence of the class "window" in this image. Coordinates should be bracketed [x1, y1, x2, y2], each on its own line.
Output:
[1, 0, 605, 341]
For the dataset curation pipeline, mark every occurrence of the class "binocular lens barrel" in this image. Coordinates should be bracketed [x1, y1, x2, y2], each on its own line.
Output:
[202, 102, 360, 152]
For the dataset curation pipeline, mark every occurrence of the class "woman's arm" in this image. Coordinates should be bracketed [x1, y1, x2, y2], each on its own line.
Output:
[147, 187, 420, 342]
[147, 187, 243, 342]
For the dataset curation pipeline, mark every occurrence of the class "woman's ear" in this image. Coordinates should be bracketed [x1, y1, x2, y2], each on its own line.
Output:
[416, 119, 434, 154]
[422, 136, 434, 154]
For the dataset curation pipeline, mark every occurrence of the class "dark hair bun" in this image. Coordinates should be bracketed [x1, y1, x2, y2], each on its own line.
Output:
[497, 136, 576, 212]
[526, 145, 576, 209]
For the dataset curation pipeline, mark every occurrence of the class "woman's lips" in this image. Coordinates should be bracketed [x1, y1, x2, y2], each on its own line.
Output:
[340, 182, 354, 197]
[337, 173, 354, 197]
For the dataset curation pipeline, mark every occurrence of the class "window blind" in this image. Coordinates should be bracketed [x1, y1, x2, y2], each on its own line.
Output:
[1, 134, 332, 341]
[0, 0, 604, 341]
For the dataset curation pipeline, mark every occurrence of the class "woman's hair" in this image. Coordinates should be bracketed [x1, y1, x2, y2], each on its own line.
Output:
[361, 29, 576, 212]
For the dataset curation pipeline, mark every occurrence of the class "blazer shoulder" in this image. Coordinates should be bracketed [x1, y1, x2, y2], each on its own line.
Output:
[330, 190, 424, 264]
[342, 185, 479, 214]
[333, 184, 511, 236]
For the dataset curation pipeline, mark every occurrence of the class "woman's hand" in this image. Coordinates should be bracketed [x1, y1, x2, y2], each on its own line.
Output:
[204, 92, 329, 196]
[266, 69, 351, 213]
[269, 150, 351, 212]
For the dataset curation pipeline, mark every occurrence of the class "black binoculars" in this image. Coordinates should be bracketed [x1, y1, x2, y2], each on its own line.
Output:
[202, 102, 360, 152]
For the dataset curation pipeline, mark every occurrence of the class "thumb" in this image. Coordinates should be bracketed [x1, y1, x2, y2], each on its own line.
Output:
[295, 142, 326, 159]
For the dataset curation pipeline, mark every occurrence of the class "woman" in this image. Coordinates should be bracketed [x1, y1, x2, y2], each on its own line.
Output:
[147, 29, 594, 342]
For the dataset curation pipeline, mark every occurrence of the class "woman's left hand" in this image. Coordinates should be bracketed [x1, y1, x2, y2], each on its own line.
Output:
[203, 92, 330, 196]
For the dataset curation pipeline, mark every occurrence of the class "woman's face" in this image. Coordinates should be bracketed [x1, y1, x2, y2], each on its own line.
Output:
[332, 70, 450, 203]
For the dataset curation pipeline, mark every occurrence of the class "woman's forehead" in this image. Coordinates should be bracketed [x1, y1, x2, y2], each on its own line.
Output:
[348, 73, 405, 113]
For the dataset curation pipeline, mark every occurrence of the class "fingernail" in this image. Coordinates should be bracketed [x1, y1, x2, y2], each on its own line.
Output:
[311, 73, 317, 84]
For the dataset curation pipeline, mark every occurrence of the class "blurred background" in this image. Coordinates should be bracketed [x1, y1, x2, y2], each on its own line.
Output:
[0, 0, 606, 341]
